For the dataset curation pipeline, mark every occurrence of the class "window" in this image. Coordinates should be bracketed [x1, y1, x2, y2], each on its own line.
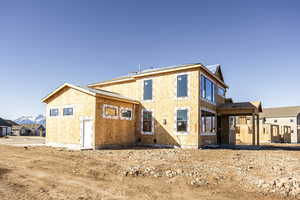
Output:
[143, 80, 153, 100]
[49, 108, 59, 117]
[217, 87, 225, 97]
[142, 110, 153, 134]
[297, 114, 300, 125]
[176, 109, 188, 133]
[274, 120, 277, 123]
[177, 74, 188, 97]
[103, 104, 118, 119]
[201, 75, 215, 103]
[201, 110, 216, 134]
[63, 107, 73, 116]
[120, 108, 132, 120]
[290, 119, 294, 123]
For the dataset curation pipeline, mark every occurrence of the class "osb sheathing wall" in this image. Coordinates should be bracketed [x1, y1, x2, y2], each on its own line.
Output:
[94, 97, 136, 148]
[136, 69, 200, 148]
[93, 67, 227, 148]
[237, 123, 272, 144]
[93, 69, 201, 147]
[46, 87, 96, 146]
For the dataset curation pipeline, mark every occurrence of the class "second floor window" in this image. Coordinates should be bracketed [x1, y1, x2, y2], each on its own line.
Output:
[63, 107, 74, 116]
[50, 108, 59, 117]
[143, 80, 153, 100]
[201, 75, 215, 103]
[177, 74, 188, 97]
[217, 87, 225, 97]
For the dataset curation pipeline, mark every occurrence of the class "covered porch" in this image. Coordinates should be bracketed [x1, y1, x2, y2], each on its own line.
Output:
[217, 101, 262, 146]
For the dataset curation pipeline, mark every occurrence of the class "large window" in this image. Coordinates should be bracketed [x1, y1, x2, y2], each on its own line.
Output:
[177, 74, 188, 97]
[63, 107, 73, 116]
[176, 109, 188, 133]
[201, 110, 216, 133]
[297, 114, 300, 126]
[50, 108, 59, 117]
[201, 75, 215, 103]
[143, 80, 153, 100]
[142, 110, 153, 134]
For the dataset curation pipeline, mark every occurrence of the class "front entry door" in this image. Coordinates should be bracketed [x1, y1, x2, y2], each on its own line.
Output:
[82, 120, 93, 149]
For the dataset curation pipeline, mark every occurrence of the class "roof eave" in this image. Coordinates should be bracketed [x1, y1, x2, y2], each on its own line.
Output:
[41, 83, 96, 103]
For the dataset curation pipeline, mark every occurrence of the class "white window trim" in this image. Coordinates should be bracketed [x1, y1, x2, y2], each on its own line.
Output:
[175, 72, 190, 100]
[200, 107, 217, 136]
[62, 105, 75, 118]
[48, 107, 60, 118]
[142, 78, 154, 102]
[174, 107, 190, 135]
[200, 73, 217, 105]
[120, 107, 133, 120]
[141, 109, 154, 135]
[103, 104, 119, 119]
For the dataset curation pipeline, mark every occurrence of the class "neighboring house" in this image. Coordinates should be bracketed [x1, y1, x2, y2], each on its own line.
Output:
[42, 63, 262, 149]
[0, 118, 13, 136]
[235, 106, 300, 144]
[12, 124, 46, 137]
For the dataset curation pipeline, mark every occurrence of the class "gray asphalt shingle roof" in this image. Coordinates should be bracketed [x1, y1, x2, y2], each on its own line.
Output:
[260, 106, 300, 118]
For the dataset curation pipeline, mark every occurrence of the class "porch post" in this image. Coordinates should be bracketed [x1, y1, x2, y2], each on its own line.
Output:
[252, 114, 256, 146]
[256, 114, 260, 146]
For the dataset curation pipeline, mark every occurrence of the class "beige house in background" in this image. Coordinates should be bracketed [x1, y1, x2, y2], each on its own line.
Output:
[235, 106, 300, 144]
[42, 63, 262, 149]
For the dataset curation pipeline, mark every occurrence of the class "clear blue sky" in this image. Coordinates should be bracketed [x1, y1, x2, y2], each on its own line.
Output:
[1, 0, 300, 120]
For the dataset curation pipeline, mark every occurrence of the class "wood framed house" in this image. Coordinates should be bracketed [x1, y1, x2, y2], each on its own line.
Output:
[235, 106, 300, 144]
[12, 124, 46, 137]
[0, 118, 14, 137]
[42, 63, 262, 149]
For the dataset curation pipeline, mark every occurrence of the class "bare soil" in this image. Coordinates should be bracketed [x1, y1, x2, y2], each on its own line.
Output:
[0, 141, 299, 200]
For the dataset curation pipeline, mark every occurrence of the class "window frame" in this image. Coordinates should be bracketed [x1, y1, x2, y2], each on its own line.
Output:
[200, 108, 217, 136]
[200, 74, 216, 104]
[102, 104, 119, 119]
[120, 107, 133, 120]
[63, 106, 74, 117]
[143, 79, 153, 101]
[141, 109, 154, 135]
[217, 86, 226, 97]
[49, 107, 60, 117]
[175, 107, 189, 135]
[176, 73, 189, 99]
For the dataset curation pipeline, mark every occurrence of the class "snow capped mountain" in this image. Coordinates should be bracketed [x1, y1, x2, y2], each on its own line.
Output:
[15, 115, 46, 125]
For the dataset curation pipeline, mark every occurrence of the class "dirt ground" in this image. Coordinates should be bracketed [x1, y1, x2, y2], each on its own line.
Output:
[0, 136, 45, 146]
[0, 139, 300, 200]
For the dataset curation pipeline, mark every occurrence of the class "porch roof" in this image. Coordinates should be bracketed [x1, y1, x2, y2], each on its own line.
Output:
[217, 101, 262, 116]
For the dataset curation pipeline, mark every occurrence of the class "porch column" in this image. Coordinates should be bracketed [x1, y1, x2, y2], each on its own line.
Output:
[256, 114, 260, 146]
[252, 114, 256, 146]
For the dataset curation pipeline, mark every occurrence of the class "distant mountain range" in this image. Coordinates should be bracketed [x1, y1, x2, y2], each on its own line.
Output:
[14, 115, 46, 125]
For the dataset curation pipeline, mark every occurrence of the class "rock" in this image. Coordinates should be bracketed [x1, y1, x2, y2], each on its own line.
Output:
[191, 178, 208, 187]
[165, 170, 177, 178]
